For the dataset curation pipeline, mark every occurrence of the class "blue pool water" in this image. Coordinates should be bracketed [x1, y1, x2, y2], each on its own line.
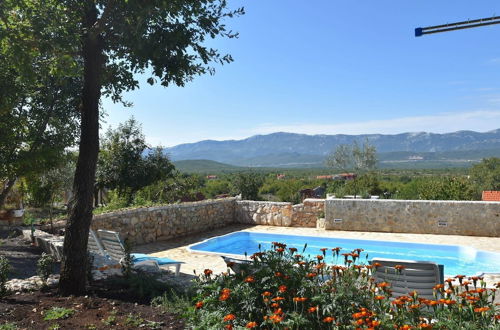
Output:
[189, 231, 500, 276]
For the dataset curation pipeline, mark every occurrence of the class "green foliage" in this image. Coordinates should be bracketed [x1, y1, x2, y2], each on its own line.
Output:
[326, 140, 377, 172]
[43, 307, 75, 321]
[0, 323, 17, 330]
[188, 243, 499, 329]
[124, 313, 162, 329]
[101, 311, 117, 326]
[152, 290, 194, 316]
[122, 238, 134, 279]
[260, 178, 306, 203]
[396, 176, 476, 200]
[469, 157, 500, 192]
[0, 256, 10, 297]
[203, 179, 232, 199]
[37, 253, 55, 284]
[0, 0, 81, 208]
[97, 118, 175, 204]
[232, 172, 264, 200]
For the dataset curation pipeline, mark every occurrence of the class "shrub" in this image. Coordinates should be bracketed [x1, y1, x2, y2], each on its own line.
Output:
[187, 242, 500, 329]
[37, 253, 55, 285]
[0, 256, 10, 297]
[43, 307, 75, 321]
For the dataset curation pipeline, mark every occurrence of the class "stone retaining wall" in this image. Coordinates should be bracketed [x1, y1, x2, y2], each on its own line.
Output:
[292, 199, 325, 227]
[89, 198, 500, 245]
[236, 201, 293, 226]
[325, 199, 500, 237]
[91, 198, 236, 244]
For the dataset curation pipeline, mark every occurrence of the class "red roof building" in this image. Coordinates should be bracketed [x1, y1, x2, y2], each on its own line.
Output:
[482, 191, 500, 201]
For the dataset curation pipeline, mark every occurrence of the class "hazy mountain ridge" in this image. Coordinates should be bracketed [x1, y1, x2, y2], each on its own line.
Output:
[165, 129, 500, 167]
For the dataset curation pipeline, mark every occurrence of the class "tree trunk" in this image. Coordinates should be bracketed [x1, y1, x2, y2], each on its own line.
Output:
[0, 177, 17, 209]
[59, 2, 103, 296]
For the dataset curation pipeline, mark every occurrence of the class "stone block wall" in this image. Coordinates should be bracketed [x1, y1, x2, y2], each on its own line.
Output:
[292, 199, 325, 227]
[91, 198, 236, 244]
[236, 201, 293, 226]
[325, 199, 500, 237]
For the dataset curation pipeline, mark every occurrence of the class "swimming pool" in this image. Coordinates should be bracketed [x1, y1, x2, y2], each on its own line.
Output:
[188, 231, 500, 276]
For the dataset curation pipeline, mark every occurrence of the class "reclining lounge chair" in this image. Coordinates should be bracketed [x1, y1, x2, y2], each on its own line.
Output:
[371, 258, 444, 300]
[93, 229, 183, 276]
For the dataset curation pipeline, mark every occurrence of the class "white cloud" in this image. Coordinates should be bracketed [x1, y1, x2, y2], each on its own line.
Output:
[249, 110, 500, 136]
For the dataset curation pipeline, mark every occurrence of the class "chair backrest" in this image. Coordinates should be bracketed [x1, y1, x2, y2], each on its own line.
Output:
[221, 256, 254, 273]
[88, 230, 107, 256]
[97, 229, 126, 261]
[371, 258, 443, 300]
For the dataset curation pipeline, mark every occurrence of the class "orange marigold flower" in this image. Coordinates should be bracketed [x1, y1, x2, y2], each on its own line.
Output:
[308, 306, 317, 313]
[244, 276, 255, 283]
[246, 322, 258, 328]
[394, 265, 406, 271]
[374, 295, 385, 300]
[377, 282, 391, 288]
[272, 297, 285, 302]
[195, 301, 204, 309]
[292, 297, 300, 302]
[224, 325, 233, 330]
[278, 285, 287, 293]
[433, 284, 444, 290]
[356, 319, 364, 325]
[273, 308, 284, 315]
[223, 314, 236, 322]
[269, 314, 283, 323]
[474, 307, 490, 313]
[270, 302, 279, 308]
[275, 272, 283, 277]
[306, 272, 317, 278]
[399, 325, 412, 330]
[410, 304, 420, 309]
[204, 269, 213, 276]
[372, 262, 382, 267]
[371, 320, 381, 326]
[315, 263, 326, 269]
[262, 291, 272, 297]
[222, 288, 231, 294]
[289, 247, 297, 253]
[323, 316, 334, 323]
[276, 248, 285, 253]
[316, 255, 324, 260]
[219, 293, 230, 301]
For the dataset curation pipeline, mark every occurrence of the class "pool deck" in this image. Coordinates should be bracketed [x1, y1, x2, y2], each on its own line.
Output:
[134, 224, 500, 287]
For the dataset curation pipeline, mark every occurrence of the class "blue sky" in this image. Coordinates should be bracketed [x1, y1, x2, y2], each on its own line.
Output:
[102, 1, 500, 147]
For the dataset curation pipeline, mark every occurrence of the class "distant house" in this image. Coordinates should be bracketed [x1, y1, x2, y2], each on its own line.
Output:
[316, 175, 333, 180]
[408, 155, 424, 160]
[276, 174, 286, 180]
[339, 173, 357, 180]
[206, 175, 218, 180]
[482, 191, 500, 201]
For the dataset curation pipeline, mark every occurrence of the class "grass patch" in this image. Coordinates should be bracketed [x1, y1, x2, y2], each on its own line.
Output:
[0, 323, 17, 330]
[43, 307, 75, 321]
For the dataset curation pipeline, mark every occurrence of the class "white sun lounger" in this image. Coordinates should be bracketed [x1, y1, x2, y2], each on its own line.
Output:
[96, 229, 183, 276]
[371, 258, 443, 300]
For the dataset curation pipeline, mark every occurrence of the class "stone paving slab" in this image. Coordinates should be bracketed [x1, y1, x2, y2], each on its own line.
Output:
[135, 225, 500, 287]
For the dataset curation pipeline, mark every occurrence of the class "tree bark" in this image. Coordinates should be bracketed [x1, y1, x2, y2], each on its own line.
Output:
[59, 2, 104, 296]
[0, 177, 17, 208]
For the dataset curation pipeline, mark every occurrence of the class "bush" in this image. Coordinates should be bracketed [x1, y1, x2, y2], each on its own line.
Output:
[37, 253, 55, 285]
[187, 243, 499, 329]
[0, 256, 10, 297]
[43, 307, 75, 321]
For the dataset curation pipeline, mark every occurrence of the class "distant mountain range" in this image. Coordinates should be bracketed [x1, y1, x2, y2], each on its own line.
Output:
[166, 129, 500, 168]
